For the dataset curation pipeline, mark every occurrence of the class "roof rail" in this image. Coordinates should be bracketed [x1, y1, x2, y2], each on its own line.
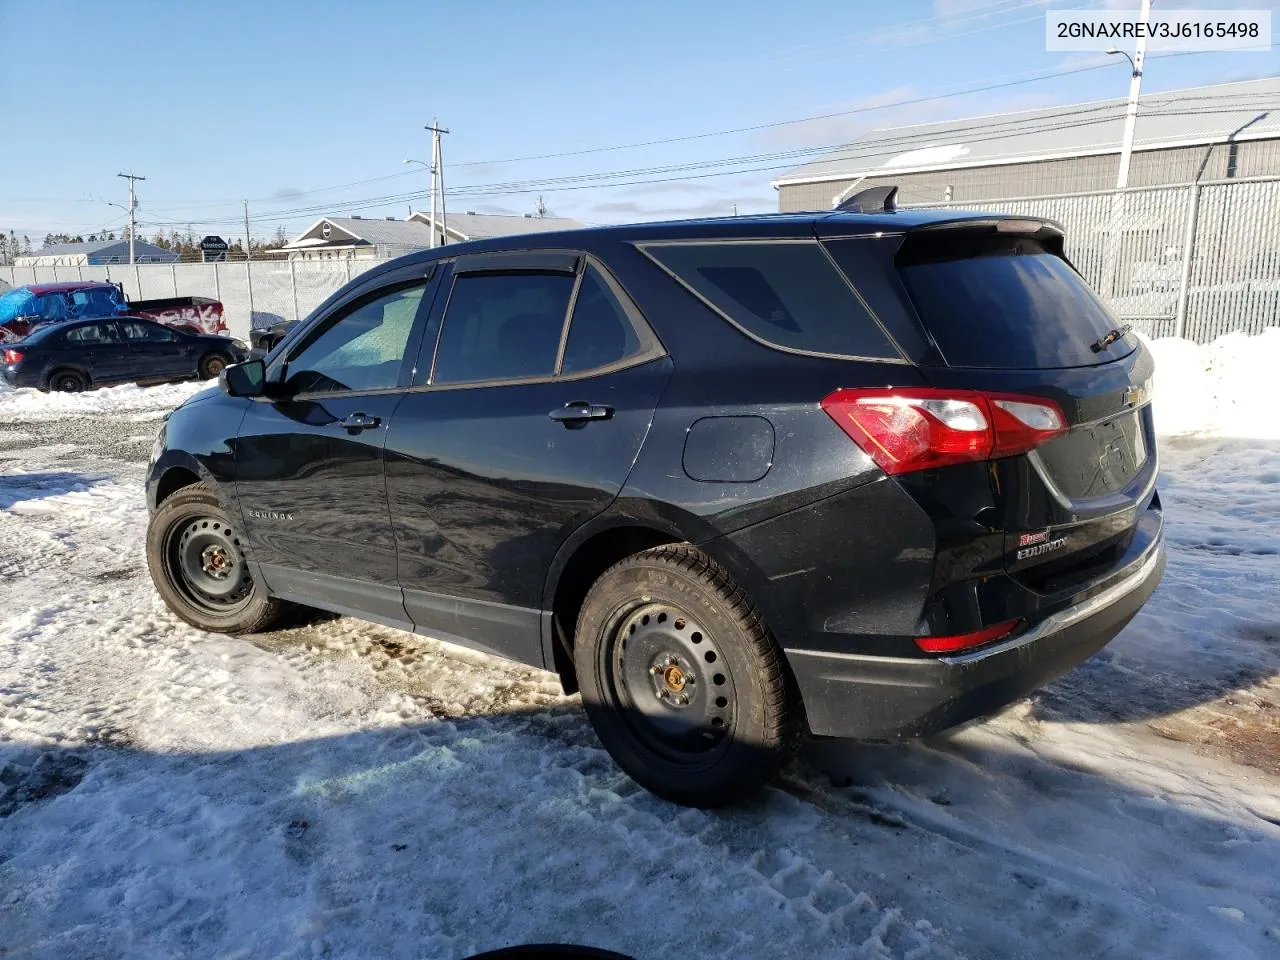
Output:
[835, 185, 898, 214]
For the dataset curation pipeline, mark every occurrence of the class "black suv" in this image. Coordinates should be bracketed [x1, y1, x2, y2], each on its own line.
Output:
[145, 207, 1165, 806]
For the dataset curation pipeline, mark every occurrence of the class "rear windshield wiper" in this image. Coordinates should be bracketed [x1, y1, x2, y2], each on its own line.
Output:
[1090, 324, 1132, 353]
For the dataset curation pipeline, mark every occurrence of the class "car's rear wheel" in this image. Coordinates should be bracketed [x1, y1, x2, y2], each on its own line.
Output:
[146, 482, 287, 634]
[574, 544, 803, 807]
[198, 352, 231, 380]
[48, 369, 87, 393]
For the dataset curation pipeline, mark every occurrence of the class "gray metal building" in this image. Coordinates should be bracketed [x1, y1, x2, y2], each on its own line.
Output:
[773, 77, 1280, 210]
[15, 238, 179, 267]
[282, 211, 585, 260]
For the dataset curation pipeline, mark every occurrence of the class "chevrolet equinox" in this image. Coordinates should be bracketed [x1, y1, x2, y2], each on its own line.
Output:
[146, 202, 1165, 806]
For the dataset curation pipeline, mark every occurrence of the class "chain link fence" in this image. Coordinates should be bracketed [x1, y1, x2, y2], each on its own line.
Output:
[904, 175, 1280, 343]
[4, 177, 1278, 344]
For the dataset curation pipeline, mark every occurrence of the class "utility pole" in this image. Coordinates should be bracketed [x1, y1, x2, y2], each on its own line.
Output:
[243, 200, 255, 324]
[425, 118, 450, 246]
[117, 172, 146, 265]
[1112, 0, 1151, 190]
[535, 195, 547, 218]
[243, 200, 252, 261]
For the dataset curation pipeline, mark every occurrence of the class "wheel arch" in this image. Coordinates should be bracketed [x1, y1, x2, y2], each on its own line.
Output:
[154, 464, 202, 507]
[544, 519, 686, 694]
[147, 450, 226, 514]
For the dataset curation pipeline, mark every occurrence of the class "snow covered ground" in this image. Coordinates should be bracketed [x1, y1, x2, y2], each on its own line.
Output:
[1, 337, 1279, 959]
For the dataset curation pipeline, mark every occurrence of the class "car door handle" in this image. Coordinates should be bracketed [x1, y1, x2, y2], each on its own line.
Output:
[549, 401, 613, 427]
[340, 412, 381, 431]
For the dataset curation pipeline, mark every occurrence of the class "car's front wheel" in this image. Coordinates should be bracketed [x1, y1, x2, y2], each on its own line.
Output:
[574, 544, 804, 807]
[146, 482, 287, 634]
[198, 352, 231, 380]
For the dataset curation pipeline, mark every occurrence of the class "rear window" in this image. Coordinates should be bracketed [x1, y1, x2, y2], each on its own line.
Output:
[896, 232, 1136, 369]
[642, 241, 900, 360]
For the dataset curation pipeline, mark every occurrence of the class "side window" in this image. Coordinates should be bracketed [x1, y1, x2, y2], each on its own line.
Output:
[65, 322, 121, 343]
[121, 320, 177, 342]
[642, 241, 900, 360]
[560, 265, 643, 375]
[431, 272, 574, 385]
[284, 283, 429, 395]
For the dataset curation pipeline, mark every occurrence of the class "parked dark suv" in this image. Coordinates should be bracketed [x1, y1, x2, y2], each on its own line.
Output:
[145, 206, 1165, 806]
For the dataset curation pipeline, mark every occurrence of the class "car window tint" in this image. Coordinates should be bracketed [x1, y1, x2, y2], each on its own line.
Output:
[65, 322, 121, 343]
[896, 233, 1136, 369]
[644, 241, 899, 360]
[560, 265, 642, 375]
[285, 283, 428, 394]
[432, 272, 574, 384]
[122, 320, 177, 342]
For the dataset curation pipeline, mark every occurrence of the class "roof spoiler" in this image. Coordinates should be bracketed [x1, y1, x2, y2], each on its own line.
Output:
[835, 185, 898, 214]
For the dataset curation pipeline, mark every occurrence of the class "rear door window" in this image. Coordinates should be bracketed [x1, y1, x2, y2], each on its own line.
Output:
[560, 264, 645, 375]
[65, 322, 122, 343]
[431, 272, 575, 384]
[896, 232, 1136, 369]
[641, 240, 900, 360]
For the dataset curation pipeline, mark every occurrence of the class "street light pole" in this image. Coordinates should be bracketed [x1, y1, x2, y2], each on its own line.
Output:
[1109, 0, 1151, 190]
[117, 172, 146, 265]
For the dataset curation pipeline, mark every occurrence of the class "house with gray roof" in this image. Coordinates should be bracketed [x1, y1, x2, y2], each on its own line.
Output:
[282, 210, 585, 260]
[773, 77, 1280, 209]
[15, 238, 179, 267]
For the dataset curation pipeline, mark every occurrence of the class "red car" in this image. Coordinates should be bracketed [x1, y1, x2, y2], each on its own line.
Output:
[0, 282, 227, 342]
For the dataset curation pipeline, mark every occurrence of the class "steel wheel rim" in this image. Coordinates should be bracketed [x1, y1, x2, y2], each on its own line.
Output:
[204, 356, 226, 376]
[599, 600, 738, 768]
[163, 513, 253, 615]
[54, 374, 82, 392]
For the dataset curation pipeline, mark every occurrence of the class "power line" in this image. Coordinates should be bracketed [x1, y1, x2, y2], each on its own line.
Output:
[162, 97, 1271, 230]
[142, 51, 1166, 216]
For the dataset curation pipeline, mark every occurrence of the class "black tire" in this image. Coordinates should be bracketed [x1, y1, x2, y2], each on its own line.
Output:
[574, 544, 804, 807]
[198, 352, 231, 380]
[146, 482, 288, 634]
[47, 368, 87, 393]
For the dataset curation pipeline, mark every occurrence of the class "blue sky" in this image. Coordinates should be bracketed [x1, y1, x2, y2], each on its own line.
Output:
[1, 0, 1275, 243]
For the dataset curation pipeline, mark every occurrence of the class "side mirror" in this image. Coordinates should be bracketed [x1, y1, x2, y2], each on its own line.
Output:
[220, 358, 266, 397]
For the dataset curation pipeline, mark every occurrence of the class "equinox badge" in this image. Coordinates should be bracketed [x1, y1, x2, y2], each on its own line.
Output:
[248, 509, 293, 521]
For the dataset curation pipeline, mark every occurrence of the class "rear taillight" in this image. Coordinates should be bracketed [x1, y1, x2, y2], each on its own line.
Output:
[821, 387, 1066, 475]
[2, 349, 22, 365]
[915, 619, 1020, 654]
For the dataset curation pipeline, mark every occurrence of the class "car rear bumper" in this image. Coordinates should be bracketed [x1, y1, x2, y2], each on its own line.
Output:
[786, 519, 1166, 739]
[1, 365, 40, 388]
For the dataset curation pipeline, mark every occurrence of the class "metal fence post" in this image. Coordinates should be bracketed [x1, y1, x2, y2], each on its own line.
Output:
[246, 258, 255, 328]
[213, 261, 221, 303]
[133, 264, 142, 301]
[289, 259, 299, 321]
[171, 263, 179, 297]
[1173, 182, 1202, 341]
[345, 256, 353, 284]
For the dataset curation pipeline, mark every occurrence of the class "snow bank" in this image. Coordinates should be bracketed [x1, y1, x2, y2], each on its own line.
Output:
[0, 378, 209, 419]
[1146, 327, 1280, 440]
